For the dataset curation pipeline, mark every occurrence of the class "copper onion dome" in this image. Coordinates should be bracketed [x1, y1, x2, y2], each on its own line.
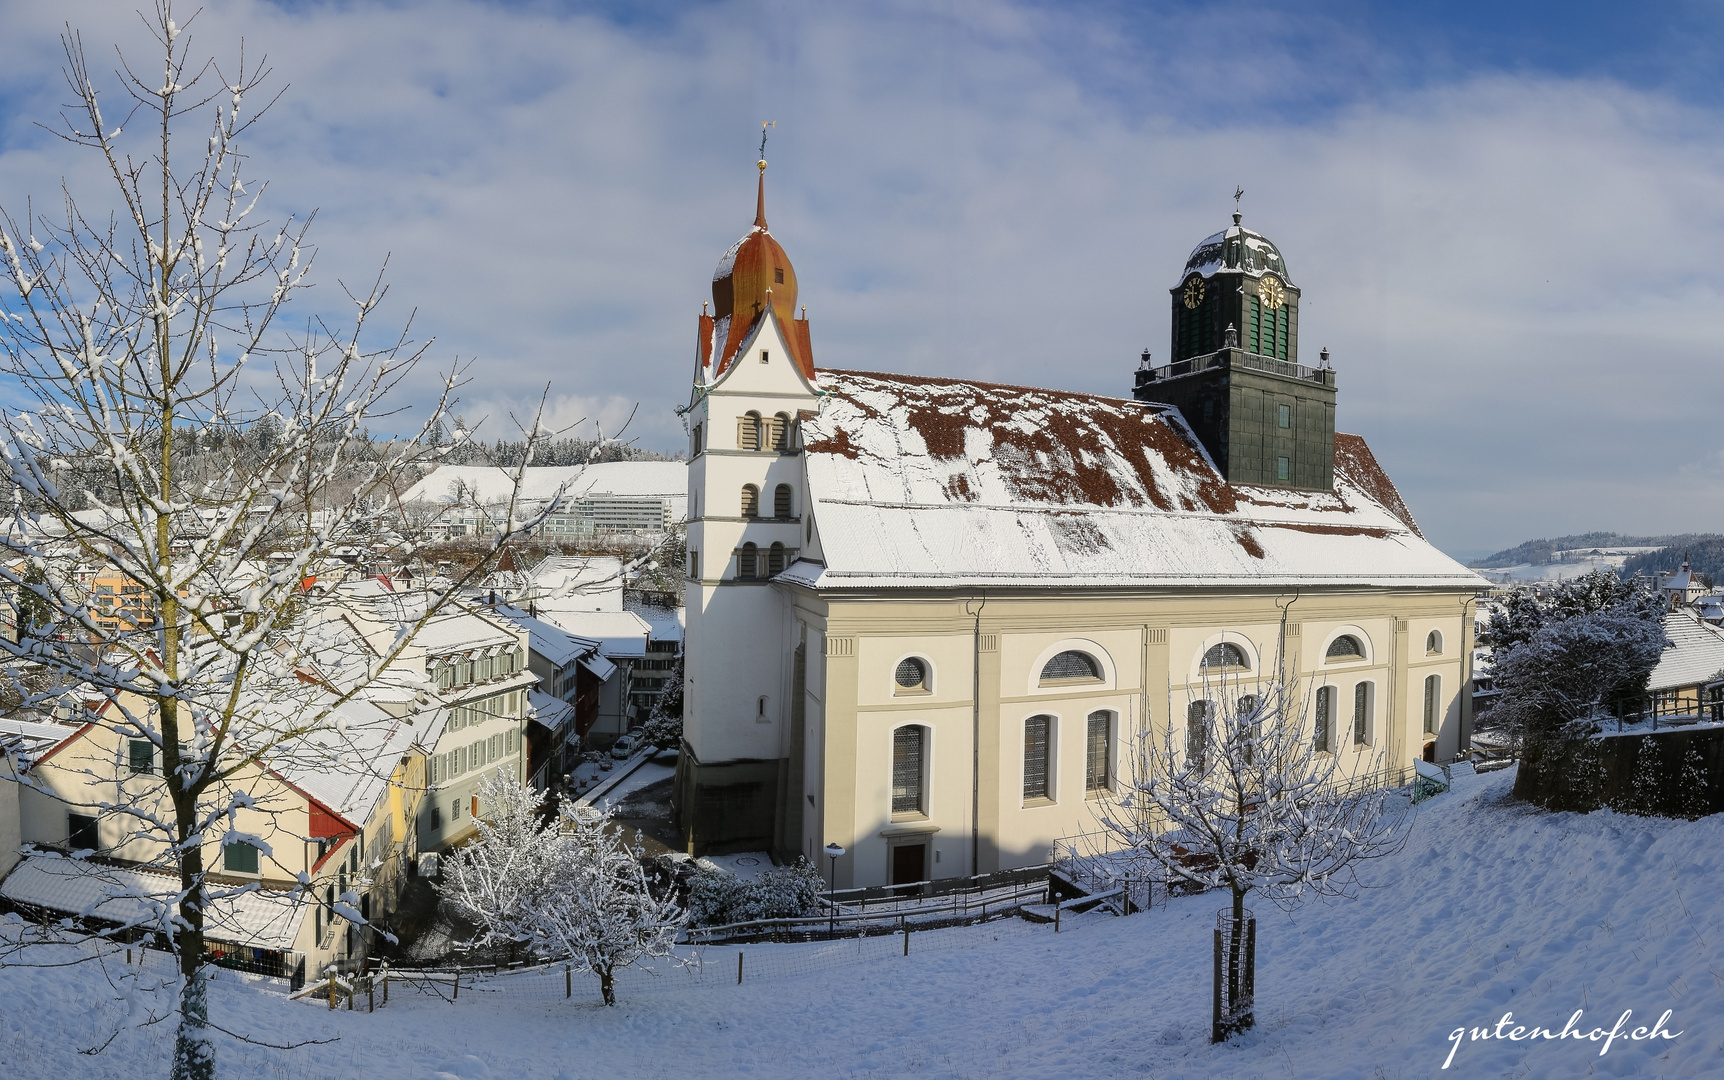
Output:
[702, 161, 813, 379]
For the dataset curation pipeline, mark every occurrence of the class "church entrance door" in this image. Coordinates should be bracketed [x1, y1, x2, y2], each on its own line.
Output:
[891, 843, 926, 890]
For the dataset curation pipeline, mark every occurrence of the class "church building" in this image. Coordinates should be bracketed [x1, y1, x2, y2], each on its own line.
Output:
[674, 161, 1485, 889]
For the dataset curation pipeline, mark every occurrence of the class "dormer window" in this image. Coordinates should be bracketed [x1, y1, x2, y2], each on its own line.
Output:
[774, 267, 784, 284]
[760, 350, 769, 364]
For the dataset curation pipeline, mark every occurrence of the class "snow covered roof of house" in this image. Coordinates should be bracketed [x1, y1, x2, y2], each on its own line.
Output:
[531, 608, 651, 658]
[1647, 611, 1724, 693]
[527, 689, 575, 731]
[0, 853, 309, 952]
[412, 608, 520, 656]
[525, 555, 625, 612]
[625, 599, 684, 643]
[492, 604, 600, 669]
[788, 370, 1486, 592]
[401, 461, 687, 518]
[256, 694, 441, 825]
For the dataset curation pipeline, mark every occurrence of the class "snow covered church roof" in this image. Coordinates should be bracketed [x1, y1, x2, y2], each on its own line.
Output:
[1181, 215, 1292, 284]
[788, 370, 1485, 591]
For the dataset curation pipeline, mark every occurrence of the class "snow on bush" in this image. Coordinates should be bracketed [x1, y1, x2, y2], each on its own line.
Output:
[685, 859, 825, 927]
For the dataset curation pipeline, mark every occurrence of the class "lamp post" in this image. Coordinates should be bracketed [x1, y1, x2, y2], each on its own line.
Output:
[824, 842, 845, 936]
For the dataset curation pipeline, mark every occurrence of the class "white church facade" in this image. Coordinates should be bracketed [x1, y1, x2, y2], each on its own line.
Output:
[675, 162, 1486, 890]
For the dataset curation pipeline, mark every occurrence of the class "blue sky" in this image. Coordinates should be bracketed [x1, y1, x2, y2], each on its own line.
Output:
[1, 0, 1721, 558]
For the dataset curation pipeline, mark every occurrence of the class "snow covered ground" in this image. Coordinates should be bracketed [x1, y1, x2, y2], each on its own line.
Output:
[3, 768, 1721, 1079]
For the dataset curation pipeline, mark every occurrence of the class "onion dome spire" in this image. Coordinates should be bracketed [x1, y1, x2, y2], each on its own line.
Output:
[698, 148, 814, 379]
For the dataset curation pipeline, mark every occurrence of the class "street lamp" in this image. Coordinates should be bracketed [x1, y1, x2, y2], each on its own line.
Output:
[824, 842, 845, 936]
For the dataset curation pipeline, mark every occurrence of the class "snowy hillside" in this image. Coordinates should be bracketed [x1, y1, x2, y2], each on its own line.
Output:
[3, 768, 1719, 1079]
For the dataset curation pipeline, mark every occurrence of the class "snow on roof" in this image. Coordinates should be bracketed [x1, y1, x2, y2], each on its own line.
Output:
[263, 695, 440, 823]
[492, 604, 599, 668]
[412, 609, 520, 656]
[531, 608, 651, 658]
[0, 853, 309, 952]
[625, 599, 684, 643]
[527, 689, 575, 730]
[580, 653, 618, 681]
[1647, 611, 1724, 693]
[526, 555, 625, 612]
[793, 370, 1484, 591]
[402, 461, 687, 516]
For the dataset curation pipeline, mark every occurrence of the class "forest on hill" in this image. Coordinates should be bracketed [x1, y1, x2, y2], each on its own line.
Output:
[1471, 532, 1724, 588]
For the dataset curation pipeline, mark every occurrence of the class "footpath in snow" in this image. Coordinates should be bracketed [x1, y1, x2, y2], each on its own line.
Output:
[1, 767, 1720, 1080]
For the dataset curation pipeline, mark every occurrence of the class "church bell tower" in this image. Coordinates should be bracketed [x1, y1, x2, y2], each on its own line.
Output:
[1134, 204, 1337, 491]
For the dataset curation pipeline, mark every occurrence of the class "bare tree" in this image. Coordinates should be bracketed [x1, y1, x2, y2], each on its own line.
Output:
[0, 6, 562, 1076]
[1095, 670, 1408, 1042]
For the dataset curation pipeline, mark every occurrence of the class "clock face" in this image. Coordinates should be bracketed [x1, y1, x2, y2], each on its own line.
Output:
[1182, 275, 1206, 309]
[1258, 274, 1286, 310]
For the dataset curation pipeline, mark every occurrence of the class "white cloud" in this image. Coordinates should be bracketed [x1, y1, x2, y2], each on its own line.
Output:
[0, 0, 1719, 553]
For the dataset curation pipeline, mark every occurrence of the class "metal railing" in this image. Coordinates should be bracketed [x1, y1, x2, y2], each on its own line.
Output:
[1139, 349, 1328, 385]
[685, 873, 1052, 946]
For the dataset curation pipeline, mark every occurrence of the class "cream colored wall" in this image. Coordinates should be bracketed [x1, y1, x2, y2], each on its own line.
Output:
[806, 587, 1475, 889]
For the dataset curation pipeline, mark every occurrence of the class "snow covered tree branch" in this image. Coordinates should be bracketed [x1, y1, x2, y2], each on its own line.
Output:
[440, 771, 685, 1005]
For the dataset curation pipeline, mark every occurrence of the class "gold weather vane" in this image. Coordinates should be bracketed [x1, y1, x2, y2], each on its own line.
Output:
[759, 120, 776, 167]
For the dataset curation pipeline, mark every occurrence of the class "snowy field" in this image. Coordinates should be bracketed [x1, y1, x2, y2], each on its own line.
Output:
[3, 768, 1720, 1079]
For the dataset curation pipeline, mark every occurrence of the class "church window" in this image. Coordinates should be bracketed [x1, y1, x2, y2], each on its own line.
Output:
[1277, 456, 1290, 481]
[767, 542, 786, 575]
[689, 550, 700, 580]
[1023, 716, 1053, 802]
[894, 657, 928, 691]
[1426, 630, 1443, 655]
[691, 422, 703, 457]
[738, 412, 762, 451]
[1353, 683, 1371, 746]
[1278, 404, 1290, 428]
[1040, 650, 1101, 683]
[1085, 711, 1112, 794]
[1201, 642, 1247, 670]
[774, 484, 793, 518]
[1186, 701, 1209, 762]
[891, 726, 927, 815]
[774, 267, 784, 284]
[761, 349, 770, 364]
[738, 543, 758, 579]
[772, 412, 792, 450]
[1424, 675, 1441, 735]
[1326, 635, 1364, 661]
[741, 484, 760, 518]
[1313, 686, 1332, 752]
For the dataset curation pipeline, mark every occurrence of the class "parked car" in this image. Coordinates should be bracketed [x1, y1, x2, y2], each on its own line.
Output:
[611, 733, 640, 760]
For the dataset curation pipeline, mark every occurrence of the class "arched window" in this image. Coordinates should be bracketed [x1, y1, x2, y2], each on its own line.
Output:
[740, 484, 760, 518]
[1040, 650, 1101, 683]
[1085, 711, 1112, 794]
[1202, 642, 1248, 670]
[774, 483, 793, 518]
[1426, 630, 1443, 655]
[1186, 700, 1209, 761]
[1326, 635, 1364, 661]
[738, 411, 762, 451]
[892, 726, 927, 815]
[772, 412, 792, 451]
[1313, 686, 1332, 752]
[767, 542, 786, 575]
[1424, 674, 1440, 735]
[894, 657, 928, 691]
[1023, 715, 1053, 802]
[1352, 682, 1371, 746]
[738, 543, 758, 580]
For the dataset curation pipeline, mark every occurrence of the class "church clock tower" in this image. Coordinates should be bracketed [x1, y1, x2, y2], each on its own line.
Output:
[1135, 206, 1337, 491]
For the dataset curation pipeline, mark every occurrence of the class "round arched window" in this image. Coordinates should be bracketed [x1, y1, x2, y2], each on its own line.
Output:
[1201, 643, 1248, 670]
[1426, 630, 1443, 655]
[894, 657, 928, 690]
[1041, 650, 1101, 682]
[1326, 635, 1364, 660]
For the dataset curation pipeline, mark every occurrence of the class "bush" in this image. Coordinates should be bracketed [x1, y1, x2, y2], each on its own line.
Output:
[685, 858, 826, 927]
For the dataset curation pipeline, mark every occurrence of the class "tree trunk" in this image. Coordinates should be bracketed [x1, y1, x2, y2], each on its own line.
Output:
[170, 963, 213, 1080]
[599, 964, 615, 1006]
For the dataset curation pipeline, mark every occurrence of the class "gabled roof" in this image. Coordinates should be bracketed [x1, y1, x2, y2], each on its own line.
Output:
[788, 370, 1483, 591]
[1648, 611, 1724, 693]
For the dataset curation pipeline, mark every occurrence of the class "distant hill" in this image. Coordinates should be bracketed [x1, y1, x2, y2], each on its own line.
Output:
[1469, 533, 1696, 568]
[1620, 537, 1724, 588]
